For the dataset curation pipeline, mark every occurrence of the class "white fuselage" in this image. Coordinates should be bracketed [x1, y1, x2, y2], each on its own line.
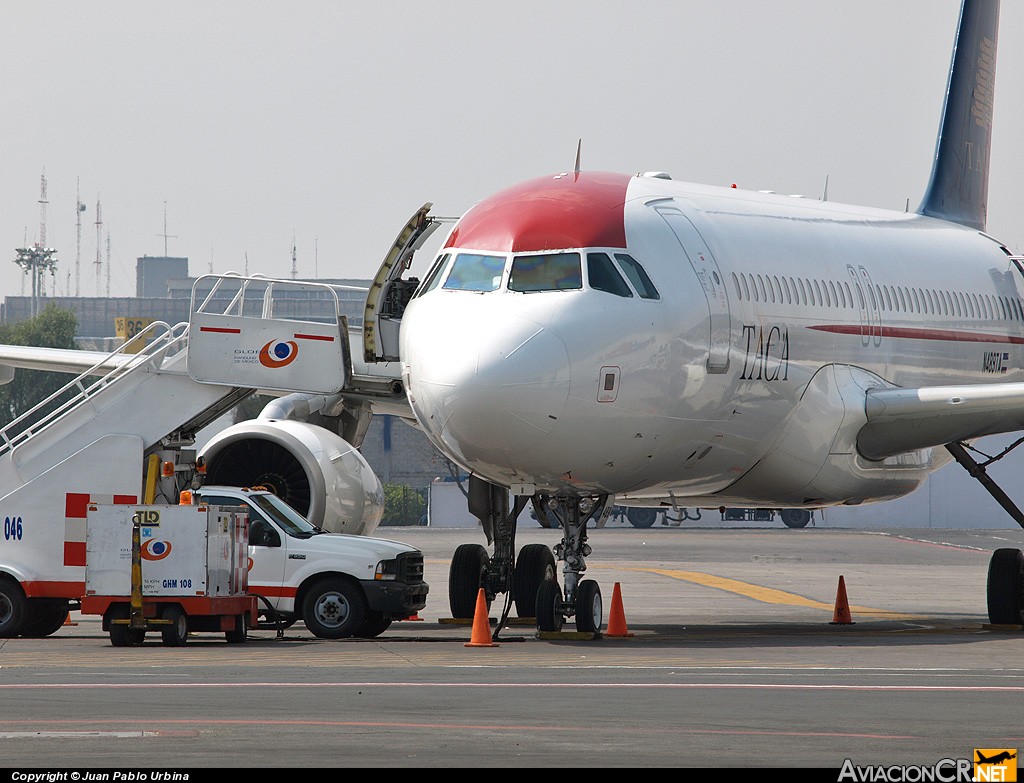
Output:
[399, 173, 1023, 509]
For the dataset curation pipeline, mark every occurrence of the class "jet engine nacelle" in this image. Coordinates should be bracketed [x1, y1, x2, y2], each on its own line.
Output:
[198, 419, 384, 536]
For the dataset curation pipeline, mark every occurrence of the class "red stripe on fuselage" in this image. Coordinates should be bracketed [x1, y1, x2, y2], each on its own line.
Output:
[808, 324, 1024, 344]
[444, 171, 631, 253]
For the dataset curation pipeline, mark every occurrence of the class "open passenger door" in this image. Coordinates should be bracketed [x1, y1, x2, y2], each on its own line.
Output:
[362, 203, 441, 363]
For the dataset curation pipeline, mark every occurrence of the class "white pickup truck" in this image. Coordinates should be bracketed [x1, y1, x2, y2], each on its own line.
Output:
[192, 485, 429, 639]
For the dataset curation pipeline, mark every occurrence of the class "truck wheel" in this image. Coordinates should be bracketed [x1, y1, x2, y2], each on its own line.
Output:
[0, 579, 27, 638]
[780, 509, 811, 528]
[225, 614, 247, 644]
[513, 543, 556, 618]
[20, 602, 70, 638]
[302, 578, 367, 639]
[449, 543, 489, 619]
[355, 611, 393, 638]
[160, 605, 189, 646]
[107, 605, 145, 647]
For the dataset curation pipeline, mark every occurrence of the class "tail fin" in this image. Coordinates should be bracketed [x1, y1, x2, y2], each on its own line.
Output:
[917, 0, 999, 231]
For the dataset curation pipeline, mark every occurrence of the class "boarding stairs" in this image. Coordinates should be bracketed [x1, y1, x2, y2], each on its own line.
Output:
[0, 274, 356, 502]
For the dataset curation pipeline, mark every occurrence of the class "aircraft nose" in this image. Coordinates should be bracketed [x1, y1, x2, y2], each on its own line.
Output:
[403, 307, 571, 468]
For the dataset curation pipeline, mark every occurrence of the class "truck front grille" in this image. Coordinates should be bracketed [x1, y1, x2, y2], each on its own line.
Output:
[397, 552, 425, 583]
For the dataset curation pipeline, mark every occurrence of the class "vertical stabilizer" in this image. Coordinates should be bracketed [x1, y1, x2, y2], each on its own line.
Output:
[917, 0, 999, 231]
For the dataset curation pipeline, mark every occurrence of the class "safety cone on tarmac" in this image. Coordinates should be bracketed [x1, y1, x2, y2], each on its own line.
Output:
[830, 575, 855, 625]
[605, 582, 634, 638]
[464, 588, 498, 647]
[403, 612, 424, 621]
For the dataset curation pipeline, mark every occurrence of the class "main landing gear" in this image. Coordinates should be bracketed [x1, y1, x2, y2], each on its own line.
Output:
[447, 476, 610, 635]
[945, 441, 1024, 625]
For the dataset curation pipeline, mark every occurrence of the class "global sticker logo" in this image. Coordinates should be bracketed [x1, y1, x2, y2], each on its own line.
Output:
[259, 339, 299, 368]
[140, 540, 172, 561]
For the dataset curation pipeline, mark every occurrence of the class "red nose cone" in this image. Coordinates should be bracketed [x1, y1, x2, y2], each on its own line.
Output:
[444, 171, 631, 253]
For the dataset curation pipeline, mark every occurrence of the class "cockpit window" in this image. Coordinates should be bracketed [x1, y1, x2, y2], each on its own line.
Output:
[442, 253, 506, 292]
[614, 253, 660, 300]
[509, 252, 582, 292]
[587, 253, 633, 298]
[414, 253, 451, 298]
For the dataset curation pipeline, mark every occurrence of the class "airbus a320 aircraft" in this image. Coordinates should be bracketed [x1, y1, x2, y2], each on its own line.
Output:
[361, 0, 1024, 633]
[0, 1, 1019, 638]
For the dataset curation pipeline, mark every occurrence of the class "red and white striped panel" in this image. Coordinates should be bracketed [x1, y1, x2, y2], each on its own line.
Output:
[63, 492, 138, 567]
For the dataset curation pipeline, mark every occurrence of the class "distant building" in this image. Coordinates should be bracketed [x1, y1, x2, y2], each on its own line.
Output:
[136, 255, 189, 297]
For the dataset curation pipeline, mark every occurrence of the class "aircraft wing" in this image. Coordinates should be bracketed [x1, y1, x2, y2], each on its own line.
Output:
[858, 382, 1024, 460]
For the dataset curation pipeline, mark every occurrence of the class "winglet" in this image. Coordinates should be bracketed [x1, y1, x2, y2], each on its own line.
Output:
[917, 0, 999, 231]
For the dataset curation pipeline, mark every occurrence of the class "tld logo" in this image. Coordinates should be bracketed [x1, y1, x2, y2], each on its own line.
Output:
[974, 749, 1017, 782]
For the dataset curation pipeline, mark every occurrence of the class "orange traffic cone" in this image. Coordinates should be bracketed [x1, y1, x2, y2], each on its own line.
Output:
[830, 575, 854, 625]
[403, 612, 424, 622]
[605, 582, 634, 638]
[465, 588, 498, 647]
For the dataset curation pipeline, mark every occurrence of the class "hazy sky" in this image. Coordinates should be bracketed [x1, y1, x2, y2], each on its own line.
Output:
[1, 1, 1021, 301]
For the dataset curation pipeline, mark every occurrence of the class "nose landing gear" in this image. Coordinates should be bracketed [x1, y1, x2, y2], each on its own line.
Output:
[532, 493, 609, 635]
[445, 479, 612, 637]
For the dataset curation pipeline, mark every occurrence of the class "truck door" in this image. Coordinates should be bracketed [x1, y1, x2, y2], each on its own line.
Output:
[245, 510, 288, 608]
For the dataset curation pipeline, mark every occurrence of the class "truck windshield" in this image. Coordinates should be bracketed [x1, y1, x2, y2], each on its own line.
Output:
[249, 493, 323, 538]
[200, 491, 323, 539]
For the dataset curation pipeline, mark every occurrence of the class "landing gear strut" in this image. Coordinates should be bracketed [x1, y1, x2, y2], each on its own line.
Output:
[445, 477, 611, 635]
[531, 493, 609, 633]
[447, 476, 535, 629]
[946, 441, 1024, 625]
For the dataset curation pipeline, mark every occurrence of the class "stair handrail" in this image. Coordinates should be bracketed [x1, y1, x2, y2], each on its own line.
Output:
[0, 320, 189, 457]
[191, 273, 345, 323]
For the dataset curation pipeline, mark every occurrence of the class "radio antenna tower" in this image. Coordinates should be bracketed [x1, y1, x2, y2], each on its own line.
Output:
[39, 173, 52, 296]
[94, 198, 103, 296]
[13, 172, 58, 316]
[158, 201, 176, 256]
[38, 173, 48, 249]
[291, 232, 298, 279]
[106, 232, 111, 297]
[75, 178, 85, 296]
